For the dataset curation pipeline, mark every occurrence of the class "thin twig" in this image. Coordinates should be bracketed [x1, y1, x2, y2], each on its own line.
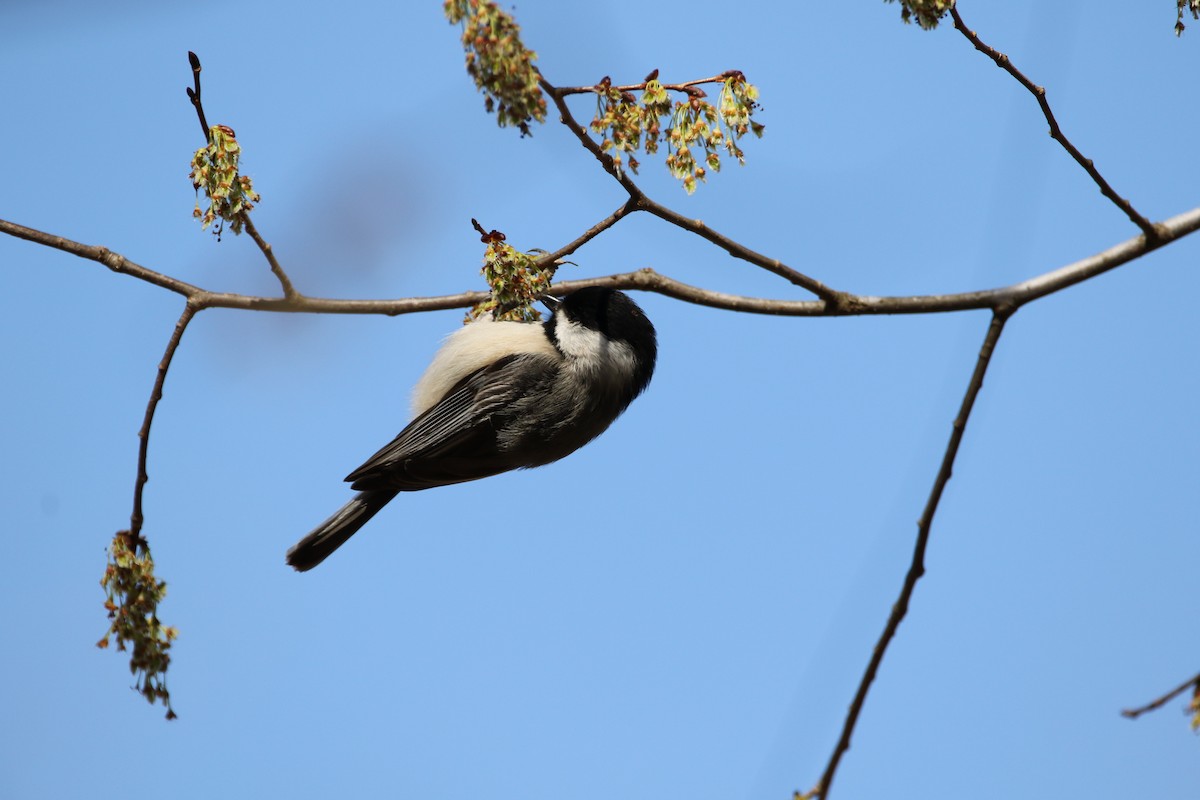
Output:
[7, 205, 1199, 319]
[535, 199, 639, 267]
[640, 195, 851, 305]
[949, 7, 1159, 240]
[185, 51, 209, 141]
[0, 217, 201, 297]
[539, 77, 851, 308]
[554, 72, 734, 97]
[807, 310, 1012, 800]
[129, 302, 199, 547]
[241, 214, 299, 299]
[1121, 671, 1200, 720]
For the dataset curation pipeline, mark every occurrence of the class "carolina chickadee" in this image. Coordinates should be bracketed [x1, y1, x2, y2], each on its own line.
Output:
[286, 286, 657, 571]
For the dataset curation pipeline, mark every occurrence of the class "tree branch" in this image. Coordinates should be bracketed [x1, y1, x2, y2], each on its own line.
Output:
[554, 72, 734, 97]
[950, 7, 1160, 240]
[806, 310, 1012, 800]
[0, 217, 200, 297]
[535, 199, 640, 267]
[6, 205, 1198, 319]
[241, 214, 299, 299]
[1121, 671, 1200, 720]
[130, 301, 199, 546]
[185, 51, 209, 141]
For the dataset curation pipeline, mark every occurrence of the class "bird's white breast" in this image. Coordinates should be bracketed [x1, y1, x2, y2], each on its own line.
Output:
[410, 318, 558, 417]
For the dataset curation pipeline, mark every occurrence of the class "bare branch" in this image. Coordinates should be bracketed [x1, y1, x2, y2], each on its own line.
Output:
[185, 51, 209, 140]
[0, 217, 201, 298]
[808, 310, 1012, 800]
[949, 7, 1160, 240]
[7, 205, 1199, 319]
[1121, 671, 1200, 720]
[535, 199, 639, 267]
[241, 214, 299, 299]
[634, 195, 854, 308]
[130, 302, 199, 546]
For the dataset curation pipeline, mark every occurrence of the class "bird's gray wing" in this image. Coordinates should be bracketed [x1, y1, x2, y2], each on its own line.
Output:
[344, 352, 557, 492]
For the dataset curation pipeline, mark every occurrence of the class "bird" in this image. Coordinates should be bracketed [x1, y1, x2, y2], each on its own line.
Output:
[286, 286, 657, 571]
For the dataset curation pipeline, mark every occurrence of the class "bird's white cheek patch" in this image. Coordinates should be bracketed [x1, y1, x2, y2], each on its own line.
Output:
[555, 319, 638, 384]
[553, 318, 606, 362]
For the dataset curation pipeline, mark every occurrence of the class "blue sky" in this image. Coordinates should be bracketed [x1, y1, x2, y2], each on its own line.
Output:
[2, 1, 1197, 798]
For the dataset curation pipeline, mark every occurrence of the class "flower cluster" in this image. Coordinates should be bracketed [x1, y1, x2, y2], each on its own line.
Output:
[97, 531, 178, 719]
[468, 224, 557, 322]
[189, 124, 260, 238]
[445, 0, 547, 135]
[884, 0, 956, 30]
[591, 71, 764, 195]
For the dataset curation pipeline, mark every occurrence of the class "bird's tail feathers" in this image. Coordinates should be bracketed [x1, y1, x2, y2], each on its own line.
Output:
[286, 489, 399, 572]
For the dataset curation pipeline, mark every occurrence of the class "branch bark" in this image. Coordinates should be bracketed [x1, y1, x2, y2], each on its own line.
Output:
[554, 72, 735, 97]
[130, 302, 199, 545]
[950, 7, 1160, 240]
[805, 310, 1012, 800]
[242, 214, 299, 299]
[1121, 671, 1200, 720]
[6, 206, 1198, 318]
